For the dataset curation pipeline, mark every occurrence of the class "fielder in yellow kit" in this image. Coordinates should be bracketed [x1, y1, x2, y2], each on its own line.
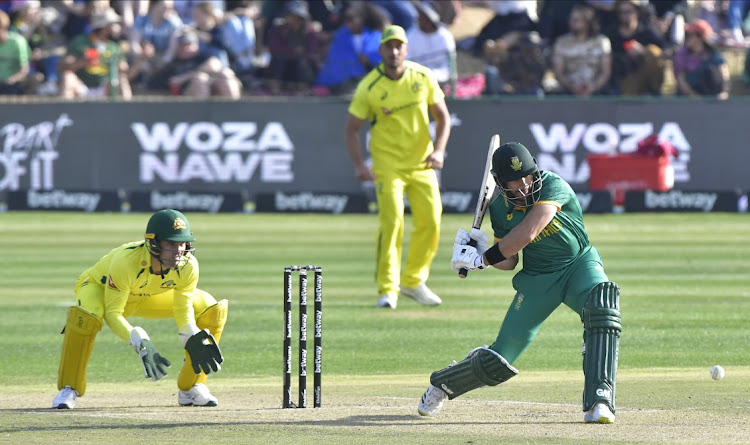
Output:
[52, 209, 227, 409]
[345, 25, 451, 309]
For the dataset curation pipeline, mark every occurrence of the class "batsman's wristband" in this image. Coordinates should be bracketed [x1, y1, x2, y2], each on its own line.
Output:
[484, 243, 507, 265]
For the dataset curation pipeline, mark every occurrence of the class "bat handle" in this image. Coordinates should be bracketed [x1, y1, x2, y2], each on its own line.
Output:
[457, 238, 478, 278]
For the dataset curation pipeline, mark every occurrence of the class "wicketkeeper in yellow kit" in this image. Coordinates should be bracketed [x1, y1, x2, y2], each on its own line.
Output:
[345, 25, 451, 309]
[52, 209, 227, 409]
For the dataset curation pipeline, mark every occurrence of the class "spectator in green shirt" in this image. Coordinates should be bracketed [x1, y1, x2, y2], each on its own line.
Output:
[59, 7, 131, 99]
[0, 9, 31, 95]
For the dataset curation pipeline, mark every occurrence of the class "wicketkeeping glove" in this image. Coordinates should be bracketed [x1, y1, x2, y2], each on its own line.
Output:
[184, 329, 224, 375]
[129, 327, 171, 381]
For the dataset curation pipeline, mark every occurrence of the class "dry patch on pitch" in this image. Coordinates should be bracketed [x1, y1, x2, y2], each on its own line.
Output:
[3, 371, 749, 444]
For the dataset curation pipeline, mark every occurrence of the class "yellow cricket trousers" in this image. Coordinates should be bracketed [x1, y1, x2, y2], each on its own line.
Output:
[374, 167, 442, 295]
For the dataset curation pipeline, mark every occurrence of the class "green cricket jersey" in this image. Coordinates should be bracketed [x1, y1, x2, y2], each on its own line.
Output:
[489, 171, 590, 274]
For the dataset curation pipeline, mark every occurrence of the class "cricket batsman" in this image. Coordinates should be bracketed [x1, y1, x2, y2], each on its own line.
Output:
[417, 142, 621, 423]
[52, 209, 227, 409]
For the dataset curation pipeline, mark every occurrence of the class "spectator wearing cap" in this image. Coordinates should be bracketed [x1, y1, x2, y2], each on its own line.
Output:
[146, 28, 241, 99]
[0, 8, 31, 95]
[314, 1, 387, 95]
[673, 19, 729, 99]
[59, 7, 132, 100]
[406, 2, 456, 92]
[266, 0, 321, 95]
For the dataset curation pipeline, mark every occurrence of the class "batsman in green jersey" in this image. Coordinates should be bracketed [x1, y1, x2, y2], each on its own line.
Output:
[52, 209, 227, 409]
[418, 142, 621, 424]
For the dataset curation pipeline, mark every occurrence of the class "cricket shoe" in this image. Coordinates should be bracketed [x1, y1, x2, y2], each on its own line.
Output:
[178, 383, 218, 407]
[376, 293, 398, 309]
[417, 384, 447, 416]
[52, 386, 78, 409]
[400, 283, 442, 306]
[584, 402, 615, 424]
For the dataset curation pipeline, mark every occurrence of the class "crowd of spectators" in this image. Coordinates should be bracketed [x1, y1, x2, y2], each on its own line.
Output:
[0, 0, 746, 100]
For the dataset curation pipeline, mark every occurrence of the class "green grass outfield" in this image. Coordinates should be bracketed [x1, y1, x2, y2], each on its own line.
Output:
[1, 212, 749, 444]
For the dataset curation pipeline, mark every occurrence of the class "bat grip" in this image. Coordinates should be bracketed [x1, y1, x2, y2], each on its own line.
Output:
[457, 238, 478, 278]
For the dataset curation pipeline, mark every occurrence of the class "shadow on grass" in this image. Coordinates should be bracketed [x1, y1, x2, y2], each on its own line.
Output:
[0, 409, 573, 434]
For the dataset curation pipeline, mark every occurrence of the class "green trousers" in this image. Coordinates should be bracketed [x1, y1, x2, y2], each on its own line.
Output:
[490, 246, 608, 364]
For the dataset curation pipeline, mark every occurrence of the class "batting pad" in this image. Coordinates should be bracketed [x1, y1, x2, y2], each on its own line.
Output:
[430, 347, 518, 400]
[58, 306, 103, 396]
[582, 282, 621, 413]
[178, 299, 228, 390]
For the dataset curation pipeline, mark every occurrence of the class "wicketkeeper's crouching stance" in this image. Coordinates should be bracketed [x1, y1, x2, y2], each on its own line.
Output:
[417, 142, 621, 423]
[53, 209, 227, 409]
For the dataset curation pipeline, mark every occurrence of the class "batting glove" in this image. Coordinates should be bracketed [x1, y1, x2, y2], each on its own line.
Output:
[454, 228, 470, 245]
[451, 243, 487, 274]
[469, 228, 490, 254]
[129, 327, 171, 381]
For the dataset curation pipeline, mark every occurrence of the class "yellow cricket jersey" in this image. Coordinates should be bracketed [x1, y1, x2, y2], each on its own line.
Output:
[348, 61, 444, 171]
[78, 241, 199, 341]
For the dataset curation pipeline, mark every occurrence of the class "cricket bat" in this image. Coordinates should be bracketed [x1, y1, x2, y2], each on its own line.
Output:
[458, 134, 501, 278]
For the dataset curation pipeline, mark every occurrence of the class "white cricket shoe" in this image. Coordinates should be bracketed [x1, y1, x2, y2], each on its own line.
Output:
[584, 402, 615, 424]
[178, 383, 218, 407]
[52, 386, 78, 409]
[400, 283, 442, 306]
[418, 384, 447, 416]
[376, 293, 398, 309]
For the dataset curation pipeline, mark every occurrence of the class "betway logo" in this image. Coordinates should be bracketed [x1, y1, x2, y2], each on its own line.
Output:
[150, 191, 224, 213]
[644, 190, 718, 212]
[27, 190, 100, 211]
[441, 191, 473, 212]
[275, 192, 348, 214]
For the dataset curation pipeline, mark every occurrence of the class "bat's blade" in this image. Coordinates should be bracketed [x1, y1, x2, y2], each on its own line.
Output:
[459, 134, 500, 279]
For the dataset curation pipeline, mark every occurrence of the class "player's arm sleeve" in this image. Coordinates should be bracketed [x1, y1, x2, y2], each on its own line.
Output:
[427, 69, 445, 105]
[347, 81, 371, 120]
[174, 259, 200, 342]
[103, 273, 136, 342]
[536, 177, 567, 210]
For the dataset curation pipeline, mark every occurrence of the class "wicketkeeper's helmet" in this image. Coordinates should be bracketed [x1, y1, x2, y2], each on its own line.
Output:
[491, 142, 543, 208]
[145, 209, 195, 266]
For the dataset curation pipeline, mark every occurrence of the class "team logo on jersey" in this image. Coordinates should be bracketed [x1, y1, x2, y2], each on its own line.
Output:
[173, 217, 187, 230]
[381, 107, 392, 115]
[411, 81, 422, 93]
[160, 280, 176, 289]
[107, 275, 118, 290]
[510, 156, 523, 171]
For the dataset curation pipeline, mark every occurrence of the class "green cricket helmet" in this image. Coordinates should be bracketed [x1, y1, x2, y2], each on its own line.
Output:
[144, 209, 195, 268]
[491, 142, 543, 208]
